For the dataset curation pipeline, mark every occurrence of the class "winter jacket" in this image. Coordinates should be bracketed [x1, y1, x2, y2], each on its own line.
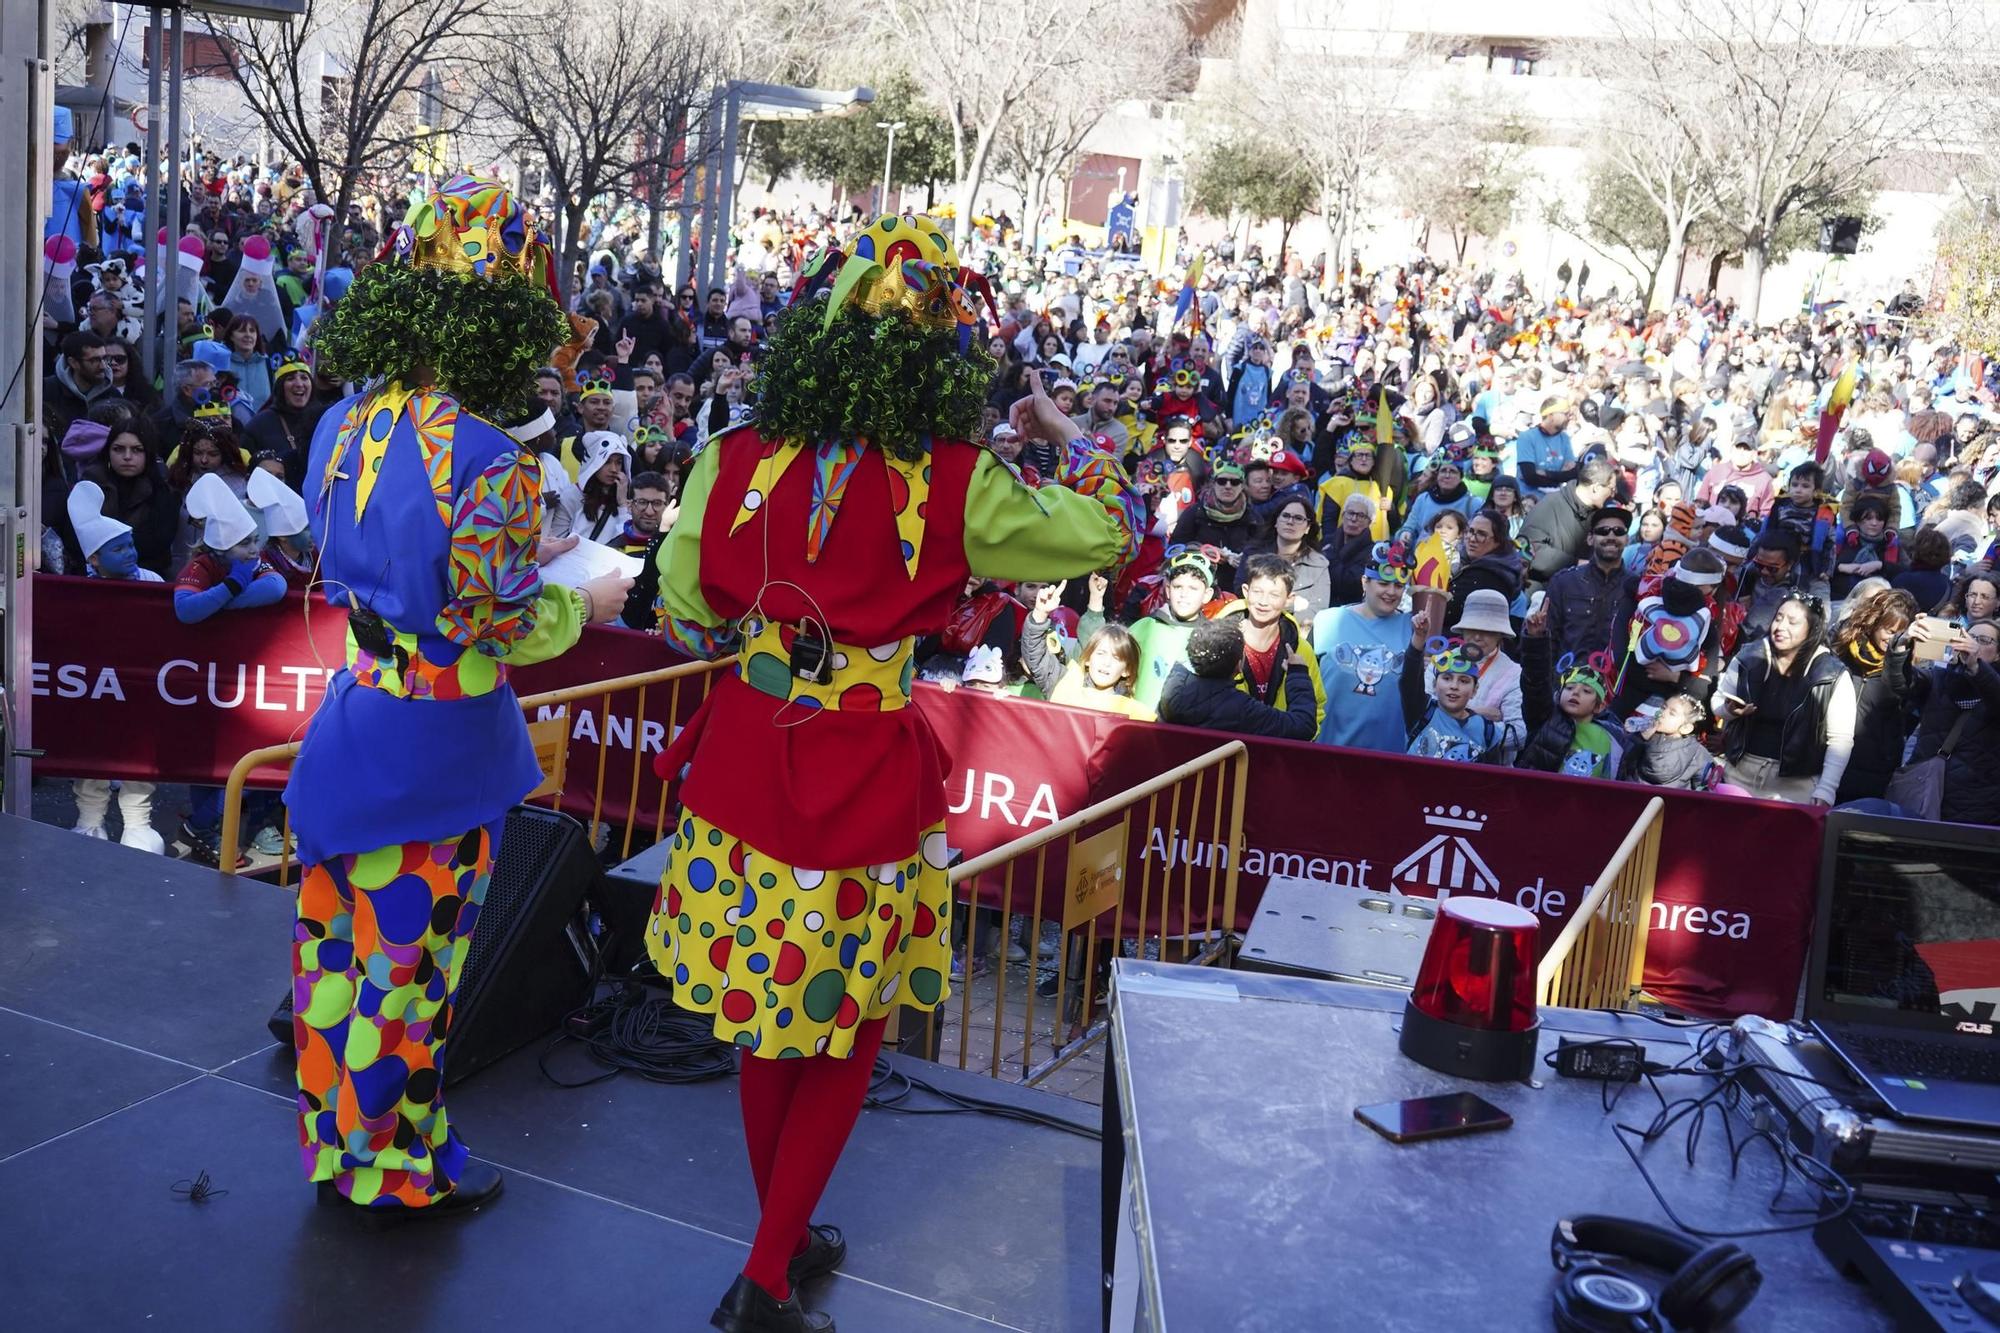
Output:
[1169, 504, 1267, 591]
[1323, 528, 1377, 608]
[1618, 733, 1716, 789]
[81, 459, 180, 578]
[1545, 559, 1636, 664]
[243, 398, 330, 493]
[1158, 662, 1317, 740]
[1397, 486, 1479, 546]
[1514, 633, 1630, 777]
[1834, 640, 1915, 804]
[1716, 642, 1857, 804]
[1215, 602, 1327, 737]
[1519, 481, 1594, 587]
[41, 359, 115, 446]
[1443, 547, 1524, 634]
[1905, 658, 2000, 826]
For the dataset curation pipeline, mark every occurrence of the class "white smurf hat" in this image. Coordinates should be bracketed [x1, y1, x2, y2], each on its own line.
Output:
[66, 480, 131, 558]
[187, 472, 258, 550]
[247, 467, 310, 538]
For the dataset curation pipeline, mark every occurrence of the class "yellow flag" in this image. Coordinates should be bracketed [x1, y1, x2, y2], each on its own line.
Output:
[1375, 388, 1393, 450]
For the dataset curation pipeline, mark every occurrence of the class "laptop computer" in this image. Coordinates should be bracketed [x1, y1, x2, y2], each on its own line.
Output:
[1806, 809, 2000, 1130]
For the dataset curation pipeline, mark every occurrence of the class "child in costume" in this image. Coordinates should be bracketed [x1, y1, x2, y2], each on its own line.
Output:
[1399, 633, 1505, 763]
[1112, 545, 1218, 714]
[247, 467, 316, 590]
[66, 481, 167, 853]
[1517, 602, 1628, 779]
[284, 176, 632, 1218]
[641, 213, 1139, 1333]
[1019, 578, 1154, 720]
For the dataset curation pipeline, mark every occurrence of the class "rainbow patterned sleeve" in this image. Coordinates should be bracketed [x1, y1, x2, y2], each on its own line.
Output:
[1052, 434, 1145, 569]
[437, 445, 546, 655]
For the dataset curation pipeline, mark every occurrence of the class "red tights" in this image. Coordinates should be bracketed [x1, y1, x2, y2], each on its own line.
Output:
[735, 1016, 888, 1301]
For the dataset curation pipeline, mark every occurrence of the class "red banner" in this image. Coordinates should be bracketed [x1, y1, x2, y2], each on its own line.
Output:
[29, 575, 1821, 1018]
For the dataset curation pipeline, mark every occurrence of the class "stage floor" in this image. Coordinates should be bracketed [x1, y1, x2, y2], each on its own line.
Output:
[0, 815, 1100, 1331]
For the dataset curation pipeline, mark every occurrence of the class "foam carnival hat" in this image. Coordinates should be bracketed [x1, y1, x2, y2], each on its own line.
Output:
[191, 387, 233, 424]
[1557, 649, 1616, 700]
[1163, 543, 1219, 586]
[1426, 635, 1485, 678]
[791, 214, 999, 354]
[268, 348, 309, 381]
[1366, 537, 1415, 585]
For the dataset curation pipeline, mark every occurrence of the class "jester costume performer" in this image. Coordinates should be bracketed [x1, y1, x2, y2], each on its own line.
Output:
[284, 177, 621, 1216]
[644, 215, 1141, 1333]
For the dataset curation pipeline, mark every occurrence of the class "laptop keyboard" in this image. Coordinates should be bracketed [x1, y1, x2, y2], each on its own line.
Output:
[1852, 1032, 2000, 1085]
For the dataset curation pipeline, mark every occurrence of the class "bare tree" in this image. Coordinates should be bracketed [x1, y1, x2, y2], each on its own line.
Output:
[879, 0, 1156, 243]
[1225, 5, 1431, 270]
[1600, 0, 1956, 322]
[214, 0, 503, 216]
[990, 0, 1190, 250]
[477, 0, 719, 299]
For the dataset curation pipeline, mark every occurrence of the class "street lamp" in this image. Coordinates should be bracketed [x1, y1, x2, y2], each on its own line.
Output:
[877, 120, 906, 213]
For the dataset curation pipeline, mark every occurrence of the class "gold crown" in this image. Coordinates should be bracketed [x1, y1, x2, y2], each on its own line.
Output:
[395, 173, 552, 289]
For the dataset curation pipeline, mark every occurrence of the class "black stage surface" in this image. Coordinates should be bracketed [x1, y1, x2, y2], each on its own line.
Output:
[0, 815, 1098, 1331]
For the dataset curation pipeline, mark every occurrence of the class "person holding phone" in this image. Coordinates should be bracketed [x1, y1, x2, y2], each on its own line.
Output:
[1713, 591, 1855, 804]
[1901, 616, 2000, 824]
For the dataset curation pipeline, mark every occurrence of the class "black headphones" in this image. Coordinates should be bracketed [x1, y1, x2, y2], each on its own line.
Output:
[1550, 1216, 1763, 1332]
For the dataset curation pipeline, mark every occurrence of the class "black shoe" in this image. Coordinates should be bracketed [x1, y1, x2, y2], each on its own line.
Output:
[709, 1274, 834, 1333]
[324, 1164, 505, 1227]
[787, 1224, 847, 1288]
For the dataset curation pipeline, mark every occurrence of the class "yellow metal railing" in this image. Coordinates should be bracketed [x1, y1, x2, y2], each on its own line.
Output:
[904, 740, 1251, 1088]
[218, 659, 729, 879]
[1535, 797, 1665, 1011]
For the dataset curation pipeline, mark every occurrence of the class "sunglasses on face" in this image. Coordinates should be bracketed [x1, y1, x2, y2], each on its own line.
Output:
[1213, 478, 1242, 487]
[1592, 526, 1629, 538]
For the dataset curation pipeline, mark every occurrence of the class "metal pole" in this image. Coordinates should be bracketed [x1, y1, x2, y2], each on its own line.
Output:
[1, 4, 54, 815]
[879, 122, 899, 212]
[675, 92, 707, 292]
[143, 6, 164, 382]
[692, 84, 724, 301]
[706, 84, 741, 299]
[165, 4, 185, 356]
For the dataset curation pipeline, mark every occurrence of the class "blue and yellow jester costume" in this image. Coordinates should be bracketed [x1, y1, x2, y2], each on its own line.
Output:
[284, 177, 588, 1210]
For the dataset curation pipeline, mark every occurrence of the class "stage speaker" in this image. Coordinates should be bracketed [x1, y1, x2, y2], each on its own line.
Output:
[266, 805, 601, 1086]
[1819, 216, 1863, 255]
[598, 836, 676, 977]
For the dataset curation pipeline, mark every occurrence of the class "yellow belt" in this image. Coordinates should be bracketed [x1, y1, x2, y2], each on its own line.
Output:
[737, 616, 915, 712]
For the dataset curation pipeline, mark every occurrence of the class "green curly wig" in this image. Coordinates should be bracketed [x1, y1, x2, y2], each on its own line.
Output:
[753, 305, 995, 461]
[311, 263, 567, 422]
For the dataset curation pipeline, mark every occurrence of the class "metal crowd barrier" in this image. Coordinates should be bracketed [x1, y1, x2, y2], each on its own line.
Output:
[222, 675, 1247, 1099]
[900, 741, 1250, 1091]
[1535, 796, 1665, 1011]
[217, 659, 729, 880]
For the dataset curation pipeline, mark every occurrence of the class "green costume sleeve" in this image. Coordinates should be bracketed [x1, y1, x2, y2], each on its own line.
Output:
[656, 441, 740, 659]
[496, 584, 588, 666]
[962, 448, 1141, 583]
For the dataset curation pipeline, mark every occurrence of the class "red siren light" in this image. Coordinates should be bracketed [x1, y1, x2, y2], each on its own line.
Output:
[1400, 896, 1541, 1081]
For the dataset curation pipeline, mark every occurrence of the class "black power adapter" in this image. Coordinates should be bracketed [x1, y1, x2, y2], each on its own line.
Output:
[1554, 1036, 1647, 1084]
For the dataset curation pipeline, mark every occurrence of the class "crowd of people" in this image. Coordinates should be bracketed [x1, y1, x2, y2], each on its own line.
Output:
[37, 128, 2000, 870]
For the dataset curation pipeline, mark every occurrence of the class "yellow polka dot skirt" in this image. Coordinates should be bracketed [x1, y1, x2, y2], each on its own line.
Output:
[646, 813, 954, 1059]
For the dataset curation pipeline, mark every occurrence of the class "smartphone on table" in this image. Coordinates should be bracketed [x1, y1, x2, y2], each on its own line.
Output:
[1355, 1091, 1513, 1144]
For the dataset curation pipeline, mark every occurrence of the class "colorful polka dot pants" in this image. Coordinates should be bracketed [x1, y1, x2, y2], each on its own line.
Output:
[292, 821, 498, 1207]
[646, 812, 954, 1059]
